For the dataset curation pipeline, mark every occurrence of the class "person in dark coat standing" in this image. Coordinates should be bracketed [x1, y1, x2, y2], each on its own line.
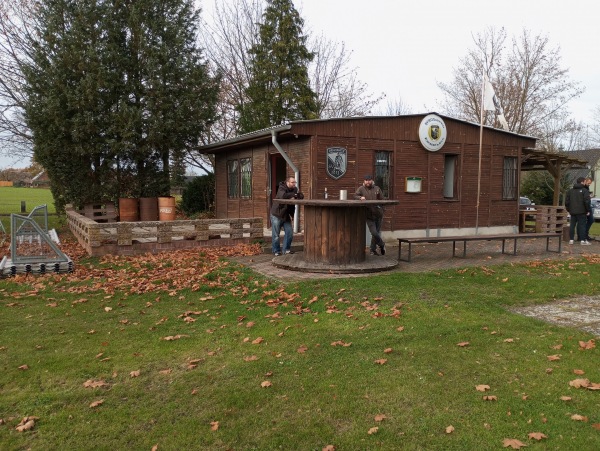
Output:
[270, 177, 303, 256]
[584, 177, 595, 241]
[566, 177, 592, 245]
[354, 174, 386, 255]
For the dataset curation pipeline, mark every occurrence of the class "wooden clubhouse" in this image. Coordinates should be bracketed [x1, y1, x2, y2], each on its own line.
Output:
[200, 113, 545, 240]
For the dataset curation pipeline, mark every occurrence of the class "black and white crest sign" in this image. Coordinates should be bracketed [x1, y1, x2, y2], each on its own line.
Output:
[326, 147, 347, 180]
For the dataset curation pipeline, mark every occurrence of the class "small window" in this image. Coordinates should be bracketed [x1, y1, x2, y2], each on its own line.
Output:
[227, 160, 239, 199]
[443, 154, 458, 199]
[374, 151, 391, 198]
[228, 158, 253, 199]
[503, 157, 517, 199]
[240, 158, 252, 198]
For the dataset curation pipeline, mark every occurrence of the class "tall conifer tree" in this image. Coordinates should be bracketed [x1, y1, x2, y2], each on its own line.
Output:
[238, 0, 317, 134]
[22, 0, 219, 210]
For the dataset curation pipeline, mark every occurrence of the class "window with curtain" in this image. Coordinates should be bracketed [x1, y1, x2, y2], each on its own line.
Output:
[374, 151, 391, 198]
[240, 158, 252, 198]
[227, 158, 253, 199]
[503, 157, 518, 199]
[227, 159, 239, 199]
[443, 154, 458, 199]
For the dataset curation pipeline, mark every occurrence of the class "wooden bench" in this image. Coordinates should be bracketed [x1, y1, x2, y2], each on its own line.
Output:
[397, 232, 562, 263]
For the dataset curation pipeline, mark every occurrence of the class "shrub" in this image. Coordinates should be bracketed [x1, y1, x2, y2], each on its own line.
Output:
[180, 173, 215, 215]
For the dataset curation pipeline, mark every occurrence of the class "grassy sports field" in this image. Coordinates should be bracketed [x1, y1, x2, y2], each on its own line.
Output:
[0, 187, 61, 233]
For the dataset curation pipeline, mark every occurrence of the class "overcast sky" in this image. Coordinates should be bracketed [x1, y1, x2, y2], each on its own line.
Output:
[296, 0, 599, 123]
[3, 0, 598, 169]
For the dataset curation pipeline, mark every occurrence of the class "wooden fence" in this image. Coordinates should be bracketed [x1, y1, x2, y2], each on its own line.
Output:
[66, 205, 264, 257]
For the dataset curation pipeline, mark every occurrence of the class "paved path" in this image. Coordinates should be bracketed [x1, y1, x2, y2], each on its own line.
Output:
[231, 238, 600, 337]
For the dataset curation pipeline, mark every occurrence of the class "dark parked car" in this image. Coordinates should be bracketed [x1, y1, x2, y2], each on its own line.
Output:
[519, 196, 535, 210]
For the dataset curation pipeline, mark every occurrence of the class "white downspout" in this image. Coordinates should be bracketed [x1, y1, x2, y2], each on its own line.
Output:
[271, 130, 300, 233]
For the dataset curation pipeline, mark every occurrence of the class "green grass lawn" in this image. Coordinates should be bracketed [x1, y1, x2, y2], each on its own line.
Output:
[0, 187, 63, 233]
[0, 187, 56, 214]
[1, 247, 599, 450]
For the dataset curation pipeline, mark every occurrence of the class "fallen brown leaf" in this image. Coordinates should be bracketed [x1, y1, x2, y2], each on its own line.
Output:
[374, 414, 387, 422]
[383, 348, 393, 354]
[457, 342, 470, 347]
[546, 354, 560, 361]
[528, 432, 547, 440]
[252, 337, 264, 344]
[18, 364, 29, 370]
[261, 381, 272, 388]
[571, 414, 588, 422]
[445, 425, 455, 434]
[367, 426, 378, 435]
[330, 340, 351, 347]
[502, 438, 527, 449]
[243, 355, 258, 362]
[573, 369, 585, 375]
[83, 379, 109, 388]
[161, 334, 188, 341]
[560, 396, 572, 401]
[89, 399, 104, 408]
[569, 378, 590, 388]
[297, 345, 308, 353]
[374, 359, 387, 365]
[483, 395, 498, 401]
[579, 339, 595, 350]
[210, 421, 219, 431]
[130, 370, 140, 378]
[15, 416, 38, 432]
[476, 384, 490, 392]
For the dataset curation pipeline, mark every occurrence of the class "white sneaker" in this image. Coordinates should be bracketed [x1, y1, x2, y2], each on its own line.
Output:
[569, 240, 574, 245]
[581, 240, 591, 245]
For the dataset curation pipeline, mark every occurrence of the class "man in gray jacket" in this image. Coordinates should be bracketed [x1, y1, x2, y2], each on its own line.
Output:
[354, 174, 386, 255]
[566, 177, 591, 245]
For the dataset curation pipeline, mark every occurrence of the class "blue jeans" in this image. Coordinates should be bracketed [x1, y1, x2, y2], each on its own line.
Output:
[366, 216, 384, 252]
[271, 215, 293, 254]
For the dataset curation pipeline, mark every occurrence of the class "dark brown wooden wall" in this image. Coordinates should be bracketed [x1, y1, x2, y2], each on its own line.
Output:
[213, 115, 536, 232]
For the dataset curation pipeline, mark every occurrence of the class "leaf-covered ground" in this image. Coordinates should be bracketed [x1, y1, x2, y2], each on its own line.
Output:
[1, 240, 599, 450]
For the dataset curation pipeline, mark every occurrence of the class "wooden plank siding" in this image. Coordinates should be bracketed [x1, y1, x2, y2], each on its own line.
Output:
[208, 115, 536, 235]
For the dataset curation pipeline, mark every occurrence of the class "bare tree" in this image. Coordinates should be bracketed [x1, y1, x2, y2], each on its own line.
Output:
[0, 0, 36, 162]
[374, 93, 413, 116]
[437, 27, 584, 146]
[590, 106, 600, 148]
[200, 0, 383, 137]
[309, 33, 384, 118]
[199, 0, 263, 142]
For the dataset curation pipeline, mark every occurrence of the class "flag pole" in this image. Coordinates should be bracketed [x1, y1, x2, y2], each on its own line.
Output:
[476, 68, 485, 233]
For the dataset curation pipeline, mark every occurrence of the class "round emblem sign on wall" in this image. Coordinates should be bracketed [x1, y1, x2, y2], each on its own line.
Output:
[418, 114, 447, 151]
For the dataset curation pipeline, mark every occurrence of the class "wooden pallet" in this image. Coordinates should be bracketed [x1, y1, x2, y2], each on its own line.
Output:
[80, 203, 117, 223]
[534, 206, 568, 233]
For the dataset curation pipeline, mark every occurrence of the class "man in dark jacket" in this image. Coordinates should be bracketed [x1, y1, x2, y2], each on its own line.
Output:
[566, 177, 591, 245]
[270, 177, 303, 256]
[354, 174, 386, 255]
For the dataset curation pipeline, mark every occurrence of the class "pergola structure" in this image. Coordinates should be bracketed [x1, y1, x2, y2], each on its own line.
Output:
[521, 148, 589, 205]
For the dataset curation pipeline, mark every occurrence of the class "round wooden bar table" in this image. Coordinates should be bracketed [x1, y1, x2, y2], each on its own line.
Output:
[273, 199, 399, 274]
